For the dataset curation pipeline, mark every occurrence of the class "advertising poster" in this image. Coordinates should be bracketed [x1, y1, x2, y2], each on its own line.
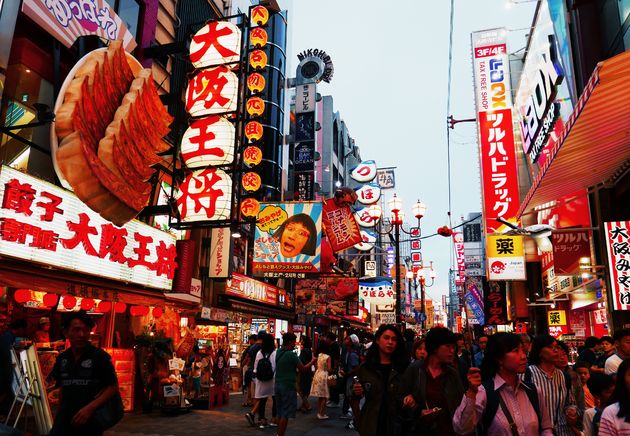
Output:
[322, 199, 362, 252]
[253, 202, 322, 277]
[605, 221, 630, 310]
[464, 276, 485, 325]
[486, 235, 526, 281]
[295, 277, 359, 316]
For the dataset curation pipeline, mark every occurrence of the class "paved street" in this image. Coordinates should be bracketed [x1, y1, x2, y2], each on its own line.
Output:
[106, 394, 355, 436]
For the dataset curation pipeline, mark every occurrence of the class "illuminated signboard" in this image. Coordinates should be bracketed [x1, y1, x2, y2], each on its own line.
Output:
[0, 166, 176, 290]
[225, 272, 278, 305]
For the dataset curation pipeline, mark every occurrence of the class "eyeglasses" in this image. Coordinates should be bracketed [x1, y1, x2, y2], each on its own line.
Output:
[286, 225, 310, 238]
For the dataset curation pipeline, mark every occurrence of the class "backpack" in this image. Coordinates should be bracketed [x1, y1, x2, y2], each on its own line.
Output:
[256, 353, 274, 381]
[592, 408, 603, 436]
[478, 378, 541, 435]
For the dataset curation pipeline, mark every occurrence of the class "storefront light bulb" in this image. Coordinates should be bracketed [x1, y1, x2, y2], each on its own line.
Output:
[535, 235, 553, 253]
[550, 303, 556, 309]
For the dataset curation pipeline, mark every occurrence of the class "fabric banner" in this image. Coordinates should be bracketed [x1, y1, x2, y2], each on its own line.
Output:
[464, 276, 485, 325]
[605, 221, 630, 310]
[322, 199, 362, 252]
[295, 277, 359, 316]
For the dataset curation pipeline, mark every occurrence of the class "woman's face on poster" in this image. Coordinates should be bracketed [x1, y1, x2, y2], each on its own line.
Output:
[280, 221, 311, 257]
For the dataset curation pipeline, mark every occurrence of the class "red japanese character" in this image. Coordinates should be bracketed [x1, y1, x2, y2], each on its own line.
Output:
[0, 218, 26, 243]
[61, 213, 98, 256]
[36, 191, 63, 221]
[190, 22, 239, 64]
[182, 116, 227, 162]
[2, 179, 36, 216]
[186, 66, 232, 112]
[176, 168, 227, 220]
[33, 229, 58, 251]
[153, 241, 177, 279]
[127, 233, 155, 270]
[99, 224, 129, 263]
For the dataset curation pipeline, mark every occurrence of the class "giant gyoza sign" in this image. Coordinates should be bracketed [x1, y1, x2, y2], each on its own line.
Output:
[0, 166, 176, 290]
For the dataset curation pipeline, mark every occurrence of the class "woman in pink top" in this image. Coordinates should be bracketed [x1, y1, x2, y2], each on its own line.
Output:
[599, 359, 630, 435]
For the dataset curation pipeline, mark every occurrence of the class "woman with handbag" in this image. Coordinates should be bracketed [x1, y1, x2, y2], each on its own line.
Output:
[310, 340, 332, 419]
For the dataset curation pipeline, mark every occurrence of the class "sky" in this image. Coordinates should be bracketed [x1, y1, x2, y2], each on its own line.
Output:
[282, 0, 538, 307]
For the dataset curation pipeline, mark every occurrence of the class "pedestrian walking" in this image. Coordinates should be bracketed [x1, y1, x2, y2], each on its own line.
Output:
[582, 373, 614, 436]
[579, 336, 603, 374]
[411, 338, 427, 362]
[525, 334, 579, 436]
[556, 340, 585, 416]
[340, 334, 361, 424]
[401, 326, 464, 435]
[598, 359, 630, 435]
[310, 340, 331, 419]
[352, 324, 411, 436]
[246, 332, 277, 429]
[241, 334, 257, 407]
[49, 312, 122, 436]
[596, 336, 615, 371]
[604, 328, 630, 376]
[452, 332, 552, 435]
[274, 332, 316, 436]
[575, 361, 596, 409]
[297, 336, 313, 412]
[325, 332, 341, 408]
[473, 334, 488, 367]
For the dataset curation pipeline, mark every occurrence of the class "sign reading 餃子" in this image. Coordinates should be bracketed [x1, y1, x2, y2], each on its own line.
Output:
[471, 28, 520, 236]
[605, 221, 630, 310]
[487, 235, 526, 280]
[22, 0, 137, 51]
[295, 277, 359, 316]
[0, 166, 176, 290]
[322, 199, 361, 252]
[225, 273, 278, 306]
[253, 202, 322, 277]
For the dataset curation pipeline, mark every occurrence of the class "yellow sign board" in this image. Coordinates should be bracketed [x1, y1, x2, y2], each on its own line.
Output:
[547, 310, 567, 326]
[487, 235, 524, 257]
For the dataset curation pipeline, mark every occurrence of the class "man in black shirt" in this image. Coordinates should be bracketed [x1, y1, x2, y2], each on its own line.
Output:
[325, 332, 341, 407]
[50, 312, 119, 436]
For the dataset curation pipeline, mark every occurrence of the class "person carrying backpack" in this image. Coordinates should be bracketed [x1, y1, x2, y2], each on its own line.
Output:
[245, 333, 277, 429]
[453, 332, 553, 435]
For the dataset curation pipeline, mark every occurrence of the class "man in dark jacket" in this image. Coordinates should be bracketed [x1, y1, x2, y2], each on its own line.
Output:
[401, 327, 464, 435]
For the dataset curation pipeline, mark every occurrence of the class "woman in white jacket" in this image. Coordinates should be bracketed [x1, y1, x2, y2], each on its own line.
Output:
[245, 333, 277, 429]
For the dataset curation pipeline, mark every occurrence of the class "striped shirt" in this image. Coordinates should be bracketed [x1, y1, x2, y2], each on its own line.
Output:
[599, 403, 630, 436]
[526, 365, 576, 436]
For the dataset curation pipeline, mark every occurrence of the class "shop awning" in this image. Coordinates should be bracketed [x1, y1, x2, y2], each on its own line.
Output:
[518, 50, 630, 217]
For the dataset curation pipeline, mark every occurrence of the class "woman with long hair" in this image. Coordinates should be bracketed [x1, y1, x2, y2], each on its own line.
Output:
[298, 336, 313, 412]
[452, 332, 553, 435]
[246, 333, 277, 429]
[352, 324, 410, 436]
[310, 340, 332, 419]
[598, 358, 630, 434]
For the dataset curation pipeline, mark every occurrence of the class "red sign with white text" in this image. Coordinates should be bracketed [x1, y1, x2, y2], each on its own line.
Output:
[322, 200, 362, 252]
[225, 272, 278, 306]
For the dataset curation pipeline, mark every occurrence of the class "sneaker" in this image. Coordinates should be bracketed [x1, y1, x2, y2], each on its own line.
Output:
[317, 414, 329, 420]
[245, 412, 255, 426]
[340, 411, 353, 419]
[269, 421, 278, 427]
[345, 421, 355, 430]
[326, 401, 339, 407]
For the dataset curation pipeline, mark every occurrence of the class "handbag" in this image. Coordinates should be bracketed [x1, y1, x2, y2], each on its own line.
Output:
[92, 391, 125, 430]
[327, 374, 338, 387]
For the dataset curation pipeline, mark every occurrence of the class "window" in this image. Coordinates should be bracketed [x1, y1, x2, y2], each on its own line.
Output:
[105, 0, 142, 40]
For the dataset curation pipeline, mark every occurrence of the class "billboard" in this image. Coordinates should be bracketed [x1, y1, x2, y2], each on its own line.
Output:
[253, 202, 322, 277]
[322, 199, 362, 252]
[605, 221, 630, 310]
[487, 235, 526, 281]
[295, 277, 359, 316]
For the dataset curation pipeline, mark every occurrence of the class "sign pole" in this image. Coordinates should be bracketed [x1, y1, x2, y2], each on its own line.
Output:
[395, 220, 402, 324]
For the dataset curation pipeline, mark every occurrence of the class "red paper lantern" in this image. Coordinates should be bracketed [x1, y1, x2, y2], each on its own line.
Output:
[62, 295, 77, 310]
[96, 301, 112, 313]
[152, 307, 163, 318]
[13, 289, 31, 303]
[114, 302, 127, 313]
[139, 306, 150, 316]
[80, 298, 95, 311]
[43, 293, 59, 308]
[437, 226, 453, 237]
[129, 306, 141, 316]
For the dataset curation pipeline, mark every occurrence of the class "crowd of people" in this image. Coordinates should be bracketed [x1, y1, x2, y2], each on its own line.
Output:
[241, 325, 630, 436]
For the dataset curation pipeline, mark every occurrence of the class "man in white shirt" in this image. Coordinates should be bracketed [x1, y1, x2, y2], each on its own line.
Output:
[604, 329, 630, 376]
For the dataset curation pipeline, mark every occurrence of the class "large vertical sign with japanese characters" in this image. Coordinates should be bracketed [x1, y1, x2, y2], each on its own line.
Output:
[453, 233, 466, 285]
[484, 280, 508, 325]
[253, 202, 322, 277]
[0, 166, 176, 290]
[605, 221, 630, 311]
[322, 199, 361, 252]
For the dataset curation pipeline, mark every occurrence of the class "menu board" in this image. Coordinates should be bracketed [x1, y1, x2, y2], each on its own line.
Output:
[104, 348, 136, 412]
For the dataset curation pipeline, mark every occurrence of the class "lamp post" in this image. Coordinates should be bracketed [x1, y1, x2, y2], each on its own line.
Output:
[416, 266, 437, 331]
[370, 195, 426, 324]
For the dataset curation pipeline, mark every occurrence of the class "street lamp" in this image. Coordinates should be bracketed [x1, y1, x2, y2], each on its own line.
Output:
[414, 263, 436, 331]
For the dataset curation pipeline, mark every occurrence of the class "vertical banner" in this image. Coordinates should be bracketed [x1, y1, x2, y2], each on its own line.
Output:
[464, 276, 485, 325]
[322, 199, 362, 252]
[605, 221, 630, 310]
[484, 280, 508, 325]
[209, 227, 231, 278]
[453, 233, 466, 285]
[253, 202, 322, 277]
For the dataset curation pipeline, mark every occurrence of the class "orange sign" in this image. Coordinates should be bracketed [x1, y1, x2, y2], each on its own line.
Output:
[243, 146, 263, 167]
[250, 27, 268, 48]
[247, 73, 266, 93]
[246, 96, 265, 117]
[241, 198, 261, 218]
[242, 172, 261, 192]
[251, 5, 270, 26]
[245, 121, 264, 142]
[249, 50, 268, 70]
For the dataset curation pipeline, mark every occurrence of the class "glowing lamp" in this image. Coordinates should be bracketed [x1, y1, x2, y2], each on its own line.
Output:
[242, 172, 261, 192]
[97, 301, 112, 313]
[250, 5, 269, 26]
[175, 168, 233, 222]
[80, 298, 95, 311]
[240, 198, 261, 217]
[250, 27, 268, 48]
[185, 66, 239, 117]
[245, 121, 264, 142]
[43, 293, 59, 308]
[180, 115, 235, 168]
[63, 295, 77, 310]
[114, 302, 127, 313]
[412, 200, 426, 219]
[153, 307, 163, 318]
[249, 50, 267, 70]
[13, 289, 31, 303]
[430, 269, 437, 279]
[246, 96, 265, 117]
[388, 194, 402, 214]
[243, 146, 263, 167]
[247, 73, 266, 93]
[189, 21, 242, 69]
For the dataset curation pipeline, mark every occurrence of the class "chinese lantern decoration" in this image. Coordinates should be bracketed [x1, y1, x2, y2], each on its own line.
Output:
[244, 121, 263, 142]
[13, 289, 31, 303]
[185, 66, 240, 117]
[62, 295, 77, 310]
[251, 5, 269, 26]
[80, 298, 95, 311]
[130, 305, 149, 316]
[180, 116, 235, 168]
[189, 21, 242, 69]
[243, 146, 263, 167]
[152, 307, 163, 318]
[250, 27, 268, 48]
[175, 168, 233, 222]
[240, 198, 260, 218]
[96, 301, 112, 313]
[246, 96, 265, 117]
[114, 302, 127, 313]
[242, 172, 261, 192]
[438, 226, 453, 237]
[249, 50, 267, 70]
[43, 293, 59, 308]
[247, 73, 265, 93]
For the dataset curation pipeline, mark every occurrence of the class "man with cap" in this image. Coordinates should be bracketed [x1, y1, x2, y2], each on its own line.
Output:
[34, 317, 51, 343]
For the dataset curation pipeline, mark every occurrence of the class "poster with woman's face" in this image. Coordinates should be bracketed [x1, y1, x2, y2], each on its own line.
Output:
[253, 202, 322, 277]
